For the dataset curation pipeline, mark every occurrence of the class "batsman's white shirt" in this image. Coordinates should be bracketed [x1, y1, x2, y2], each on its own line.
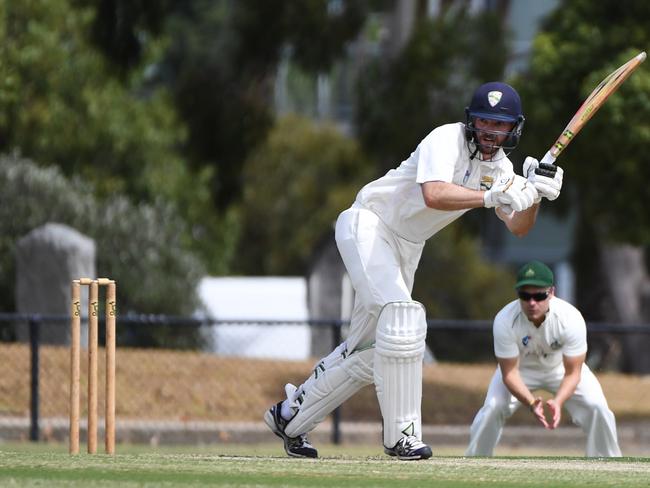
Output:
[493, 297, 588, 370]
[356, 122, 513, 243]
[286, 121, 520, 447]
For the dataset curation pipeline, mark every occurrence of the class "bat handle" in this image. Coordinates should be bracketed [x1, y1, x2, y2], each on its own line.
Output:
[539, 150, 557, 167]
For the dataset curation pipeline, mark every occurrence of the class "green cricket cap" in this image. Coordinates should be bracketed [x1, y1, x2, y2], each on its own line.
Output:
[515, 260, 554, 289]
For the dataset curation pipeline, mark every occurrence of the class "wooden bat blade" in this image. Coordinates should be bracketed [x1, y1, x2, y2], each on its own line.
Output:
[540, 51, 646, 167]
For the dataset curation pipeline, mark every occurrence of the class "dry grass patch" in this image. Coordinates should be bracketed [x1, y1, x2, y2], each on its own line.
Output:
[1, 344, 649, 426]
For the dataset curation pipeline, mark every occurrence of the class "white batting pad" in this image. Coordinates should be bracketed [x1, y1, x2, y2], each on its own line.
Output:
[285, 342, 374, 438]
[374, 301, 427, 448]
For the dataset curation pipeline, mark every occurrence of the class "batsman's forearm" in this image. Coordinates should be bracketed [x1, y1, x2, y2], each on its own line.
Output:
[421, 181, 485, 210]
[503, 202, 539, 237]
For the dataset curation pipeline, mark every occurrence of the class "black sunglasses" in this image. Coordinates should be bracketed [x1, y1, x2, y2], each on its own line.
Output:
[517, 290, 550, 302]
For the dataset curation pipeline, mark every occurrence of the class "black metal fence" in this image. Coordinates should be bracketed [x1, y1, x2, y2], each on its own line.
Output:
[0, 312, 648, 445]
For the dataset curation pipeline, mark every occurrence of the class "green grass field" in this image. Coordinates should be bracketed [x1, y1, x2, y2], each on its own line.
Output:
[1, 443, 649, 487]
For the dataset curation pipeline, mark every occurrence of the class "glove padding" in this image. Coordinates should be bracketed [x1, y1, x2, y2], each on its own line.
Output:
[484, 174, 539, 213]
[523, 156, 564, 201]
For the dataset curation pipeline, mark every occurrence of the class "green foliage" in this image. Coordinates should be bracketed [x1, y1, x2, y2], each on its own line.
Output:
[80, 0, 180, 71]
[413, 223, 515, 361]
[0, 156, 205, 324]
[574, 55, 650, 244]
[356, 8, 509, 172]
[274, 1, 367, 73]
[0, 0, 177, 198]
[163, 0, 369, 209]
[413, 224, 514, 320]
[237, 114, 372, 275]
[516, 0, 650, 245]
[0, 0, 231, 274]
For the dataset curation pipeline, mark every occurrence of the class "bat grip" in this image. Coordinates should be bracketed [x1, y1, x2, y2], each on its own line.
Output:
[539, 150, 557, 167]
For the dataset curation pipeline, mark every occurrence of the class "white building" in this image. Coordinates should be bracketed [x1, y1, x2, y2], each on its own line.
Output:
[197, 276, 311, 360]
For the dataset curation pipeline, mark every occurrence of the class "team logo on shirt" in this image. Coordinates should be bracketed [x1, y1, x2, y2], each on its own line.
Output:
[522, 335, 531, 347]
[488, 91, 503, 107]
[550, 340, 562, 350]
[480, 176, 494, 190]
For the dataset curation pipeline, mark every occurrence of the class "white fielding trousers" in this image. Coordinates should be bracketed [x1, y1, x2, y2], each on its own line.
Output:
[465, 364, 622, 457]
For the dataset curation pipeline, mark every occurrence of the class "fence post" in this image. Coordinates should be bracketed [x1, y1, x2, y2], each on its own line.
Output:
[29, 317, 40, 442]
[331, 321, 341, 445]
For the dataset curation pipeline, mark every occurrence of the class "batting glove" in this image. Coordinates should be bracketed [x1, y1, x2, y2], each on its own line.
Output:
[484, 175, 538, 213]
[524, 156, 563, 201]
[484, 175, 515, 209]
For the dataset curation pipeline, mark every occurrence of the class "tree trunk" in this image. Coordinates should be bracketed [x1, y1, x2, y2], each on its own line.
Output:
[600, 243, 650, 373]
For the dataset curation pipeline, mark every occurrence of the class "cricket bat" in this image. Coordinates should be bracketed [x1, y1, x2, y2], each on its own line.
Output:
[539, 51, 646, 168]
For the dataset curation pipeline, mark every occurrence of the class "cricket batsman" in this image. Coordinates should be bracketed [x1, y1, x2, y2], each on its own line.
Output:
[265, 82, 564, 460]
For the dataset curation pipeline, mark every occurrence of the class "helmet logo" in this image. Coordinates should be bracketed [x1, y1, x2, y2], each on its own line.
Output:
[487, 91, 502, 107]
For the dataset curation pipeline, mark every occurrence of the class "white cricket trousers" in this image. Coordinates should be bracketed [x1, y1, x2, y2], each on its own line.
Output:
[465, 364, 622, 457]
[283, 204, 426, 438]
[336, 203, 425, 352]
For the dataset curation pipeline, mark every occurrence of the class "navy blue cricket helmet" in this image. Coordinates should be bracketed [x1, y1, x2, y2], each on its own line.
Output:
[464, 81, 525, 154]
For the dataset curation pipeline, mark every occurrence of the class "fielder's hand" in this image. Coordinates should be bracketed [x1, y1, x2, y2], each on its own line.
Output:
[545, 398, 562, 429]
[530, 397, 551, 429]
[524, 156, 564, 201]
[484, 174, 539, 214]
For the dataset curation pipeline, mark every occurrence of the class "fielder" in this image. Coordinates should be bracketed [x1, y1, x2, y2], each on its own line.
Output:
[265, 82, 564, 460]
[465, 261, 622, 457]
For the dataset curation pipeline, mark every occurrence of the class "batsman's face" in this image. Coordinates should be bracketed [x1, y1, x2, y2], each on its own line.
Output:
[517, 286, 554, 325]
[473, 118, 515, 157]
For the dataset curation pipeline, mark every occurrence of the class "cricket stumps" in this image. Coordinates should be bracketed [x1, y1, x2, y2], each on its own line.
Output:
[70, 278, 116, 455]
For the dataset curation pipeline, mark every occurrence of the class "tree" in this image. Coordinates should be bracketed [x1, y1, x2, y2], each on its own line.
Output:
[413, 224, 515, 361]
[80, 0, 182, 72]
[0, 1, 178, 199]
[516, 0, 650, 371]
[356, 7, 510, 174]
[77, 1, 371, 273]
[237, 114, 372, 275]
[0, 0, 234, 274]
[161, 0, 369, 210]
[0, 156, 206, 347]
